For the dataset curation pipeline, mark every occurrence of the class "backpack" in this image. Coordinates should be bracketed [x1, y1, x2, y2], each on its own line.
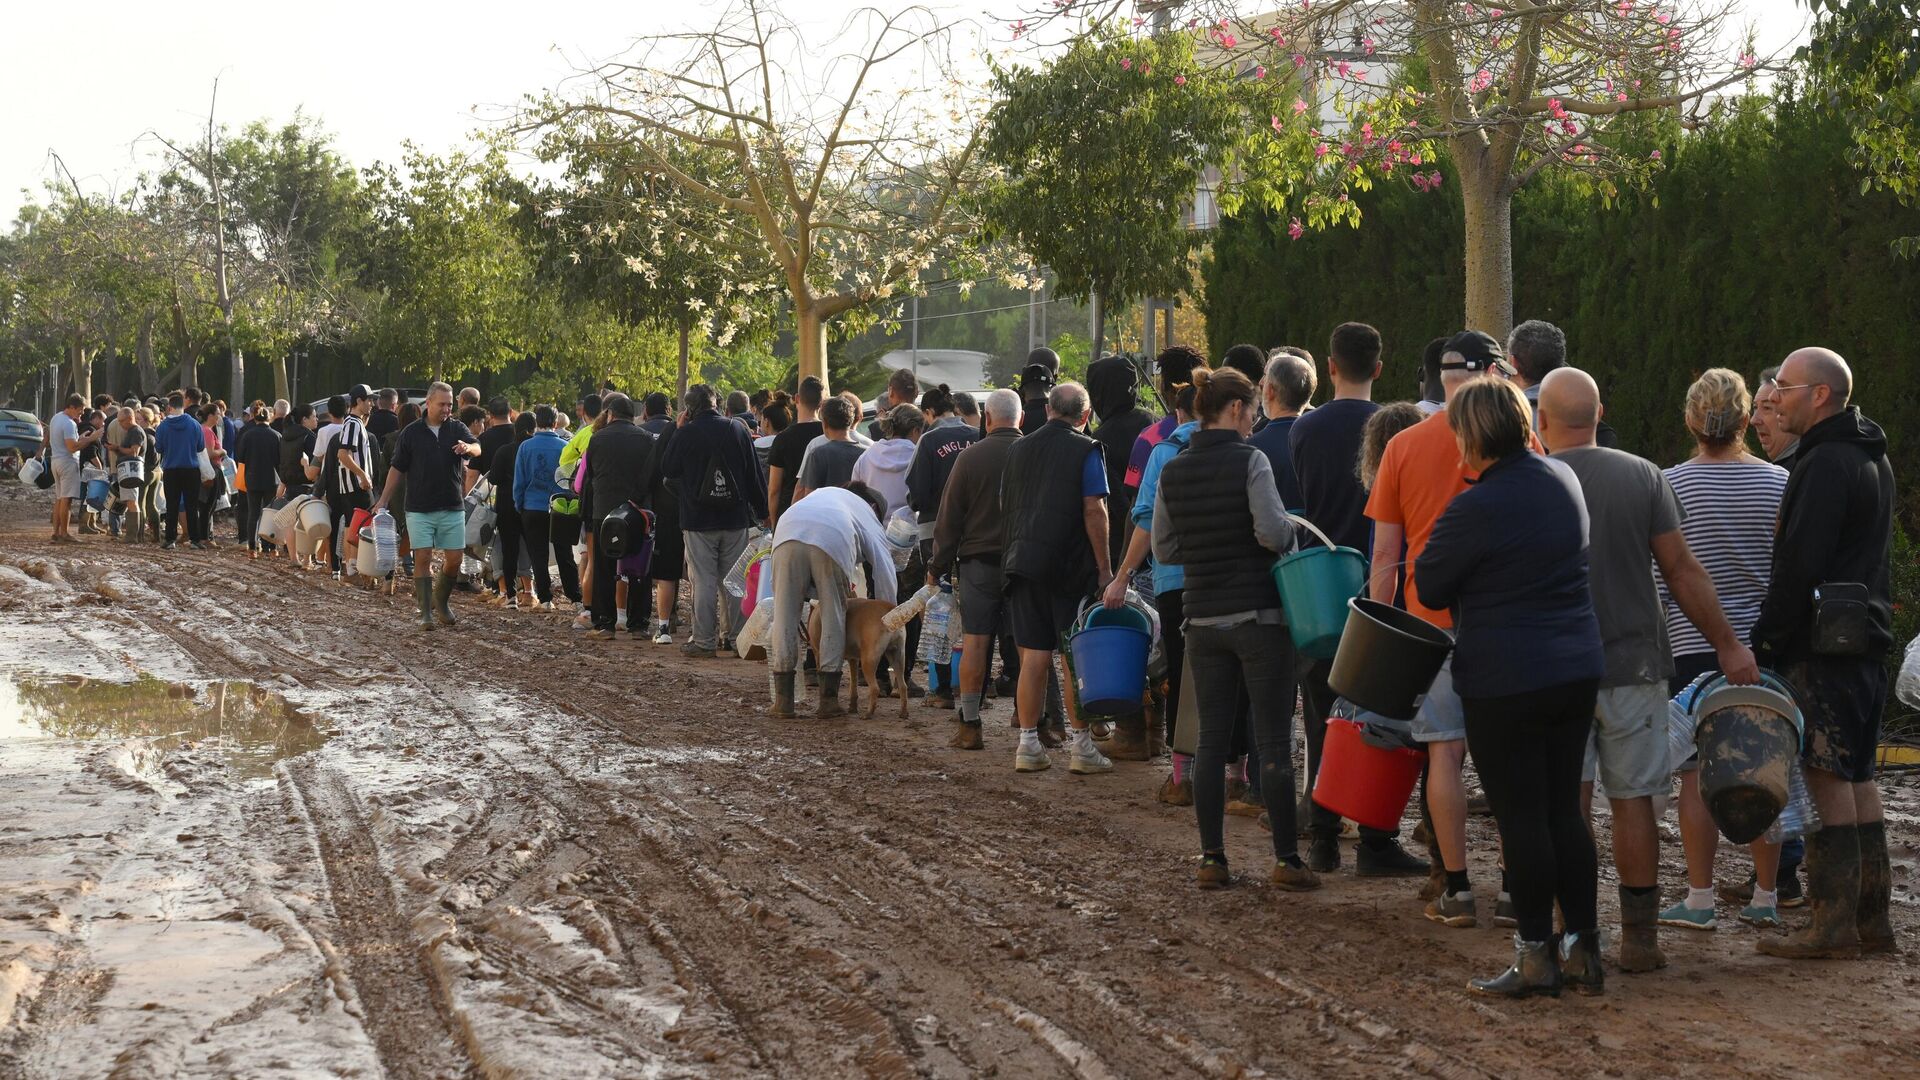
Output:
[696, 454, 740, 509]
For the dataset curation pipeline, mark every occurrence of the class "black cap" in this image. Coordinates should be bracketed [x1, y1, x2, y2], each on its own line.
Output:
[348, 383, 375, 402]
[1026, 346, 1060, 372]
[1440, 331, 1514, 376]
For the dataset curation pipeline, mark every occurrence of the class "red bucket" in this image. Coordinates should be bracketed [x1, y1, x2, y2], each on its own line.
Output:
[1311, 717, 1427, 832]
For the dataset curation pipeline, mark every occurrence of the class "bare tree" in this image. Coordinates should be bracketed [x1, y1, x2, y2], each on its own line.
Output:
[527, 0, 1017, 388]
[147, 80, 246, 402]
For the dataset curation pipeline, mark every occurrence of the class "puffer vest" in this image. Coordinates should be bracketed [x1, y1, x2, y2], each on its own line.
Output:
[1157, 429, 1283, 618]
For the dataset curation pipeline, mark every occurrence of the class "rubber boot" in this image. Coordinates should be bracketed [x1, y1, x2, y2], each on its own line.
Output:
[1759, 824, 1863, 959]
[815, 671, 846, 719]
[1105, 709, 1151, 761]
[1617, 889, 1668, 973]
[413, 578, 437, 631]
[432, 571, 459, 627]
[769, 671, 796, 719]
[1856, 821, 1896, 955]
[1560, 929, 1605, 996]
[1469, 937, 1562, 998]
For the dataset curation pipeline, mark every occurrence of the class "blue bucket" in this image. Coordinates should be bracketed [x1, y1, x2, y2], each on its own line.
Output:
[1071, 604, 1152, 714]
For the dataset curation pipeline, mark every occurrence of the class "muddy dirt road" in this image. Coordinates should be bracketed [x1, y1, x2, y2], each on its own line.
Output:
[1, 489, 1916, 1079]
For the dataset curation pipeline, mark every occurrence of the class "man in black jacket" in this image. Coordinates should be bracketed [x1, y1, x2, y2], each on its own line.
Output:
[1000, 382, 1114, 776]
[1750, 348, 1897, 961]
[660, 384, 769, 658]
[580, 393, 659, 641]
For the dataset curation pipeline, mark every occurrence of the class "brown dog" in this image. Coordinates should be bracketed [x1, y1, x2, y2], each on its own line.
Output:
[807, 598, 909, 719]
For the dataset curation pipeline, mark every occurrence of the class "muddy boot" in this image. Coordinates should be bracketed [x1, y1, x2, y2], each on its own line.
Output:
[1759, 824, 1862, 960]
[769, 671, 796, 719]
[413, 578, 437, 631]
[1560, 929, 1605, 996]
[432, 572, 459, 627]
[1470, 937, 1562, 999]
[1856, 821, 1896, 955]
[815, 672, 846, 719]
[1105, 710, 1151, 761]
[1616, 889, 1668, 973]
[948, 721, 984, 750]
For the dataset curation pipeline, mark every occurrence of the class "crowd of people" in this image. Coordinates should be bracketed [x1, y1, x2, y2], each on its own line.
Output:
[25, 320, 1901, 1000]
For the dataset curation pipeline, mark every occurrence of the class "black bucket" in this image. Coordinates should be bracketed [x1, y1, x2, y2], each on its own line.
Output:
[1694, 679, 1801, 844]
[1327, 598, 1455, 721]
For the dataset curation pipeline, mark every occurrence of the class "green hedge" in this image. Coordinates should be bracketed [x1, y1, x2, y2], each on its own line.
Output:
[1203, 92, 1920, 525]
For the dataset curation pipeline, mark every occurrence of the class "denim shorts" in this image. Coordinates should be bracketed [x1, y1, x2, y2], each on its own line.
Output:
[406, 509, 466, 552]
[1411, 656, 1467, 743]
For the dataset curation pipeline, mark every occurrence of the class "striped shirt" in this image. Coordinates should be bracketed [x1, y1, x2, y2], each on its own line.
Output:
[1659, 458, 1788, 659]
[333, 414, 372, 495]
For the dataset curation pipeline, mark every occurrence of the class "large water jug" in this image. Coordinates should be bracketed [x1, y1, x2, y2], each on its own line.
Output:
[920, 585, 954, 665]
[373, 507, 398, 575]
[1766, 753, 1821, 843]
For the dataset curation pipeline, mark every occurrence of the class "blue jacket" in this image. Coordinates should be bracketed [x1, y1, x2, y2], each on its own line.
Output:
[1413, 452, 1605, 698]
[153, 412, 206, 471]
[1129, 420, 1198, 595]
[658, 409, 769, 531]
[513, 429, 568, 513]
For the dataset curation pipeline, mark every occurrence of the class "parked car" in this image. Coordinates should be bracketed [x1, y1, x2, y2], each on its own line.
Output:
[0, 408, 47, 459]
[310, 387, 428, 423]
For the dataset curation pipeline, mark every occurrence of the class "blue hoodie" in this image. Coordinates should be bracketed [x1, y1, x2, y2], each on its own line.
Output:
[513, 428, 569, 513]
[153, 412, 206, 471]
[1129, 419, 1198, 595]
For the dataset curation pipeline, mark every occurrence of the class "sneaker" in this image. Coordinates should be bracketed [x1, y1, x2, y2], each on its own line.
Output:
[504, 597, 519, 610]
[1068, 740, 1113, 775]
[1777, 872, 1805, 908]
[653, 628, 674, 645]
[1494, 895, 1519, 929]
[1270, 861, 1323, 892]
[571, 612, 594, 631]
[1014, 743, 1051, 773]
[1196, 854, 1231, 890]
[1355, 840, 1430, 878]
[1224, 780, 1263, 817]
[1658, 901, 1718, 931]
[615, 614, 629, 631]
[1156, 774, 1193, 806]
[1738, 904, 1782, 928]
[681, 642, 717, 659]
[161, 541, 177, 551]
[1424, 892, 1478, 928]
[588, 628, 616, 641]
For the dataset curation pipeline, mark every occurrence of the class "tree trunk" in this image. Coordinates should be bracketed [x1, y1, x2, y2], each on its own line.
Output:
[796, 305, 829, 393]
[67, 339, 92, 403]
[677, 321, 691, 400]
[100, 307, 120, 400]
[1459, 170, 1515, 339]
[136, 313, 159, 395]
[272, 353, 290, 403]
[170, 289, 198, 390]
[1088, 287, 1105, 369]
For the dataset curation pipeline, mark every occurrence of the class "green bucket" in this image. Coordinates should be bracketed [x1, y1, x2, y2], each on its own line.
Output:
[1271, 515, 1367, 660]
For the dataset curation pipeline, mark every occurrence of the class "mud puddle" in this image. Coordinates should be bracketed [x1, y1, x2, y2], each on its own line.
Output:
[0, 674, 327, 779]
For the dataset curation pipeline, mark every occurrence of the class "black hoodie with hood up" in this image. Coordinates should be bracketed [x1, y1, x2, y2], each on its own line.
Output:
[1086, 354, 1154, 570]
[1751, 405, 1896, 664]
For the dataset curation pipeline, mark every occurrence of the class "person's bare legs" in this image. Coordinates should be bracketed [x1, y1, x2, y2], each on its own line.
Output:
[1751, 839, 1782, 894]
[655, 579, 679, 631]
[1676, 771, 1719, 891]
[1016, 647, 1052, 732]
[51, 496, 71, 540]
[1806, 768, 1857, 826]
[1427, 739, 1470, 876]
[1610, 795, 1659, 888]
[960, 633, 991, 704]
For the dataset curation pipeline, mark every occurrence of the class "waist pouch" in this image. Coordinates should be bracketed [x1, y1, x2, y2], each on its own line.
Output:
[1812, 582, 1872, 656]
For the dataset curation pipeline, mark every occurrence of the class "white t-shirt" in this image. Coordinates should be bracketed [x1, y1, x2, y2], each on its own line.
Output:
[771, 486, 899, 604]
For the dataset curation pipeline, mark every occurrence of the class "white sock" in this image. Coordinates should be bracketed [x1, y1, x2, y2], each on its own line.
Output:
[1019, 728, 1040, 751]
[1685, 886, 1715, 911]
[1071, 727, 1093, 749]
[1752, 886, 1778, 909]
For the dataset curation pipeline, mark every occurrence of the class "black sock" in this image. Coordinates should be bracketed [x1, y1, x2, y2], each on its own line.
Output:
[1280, 854, 1305, 869]
[1622, 884, 1658, 898]
[1446, 869, 1470, 895]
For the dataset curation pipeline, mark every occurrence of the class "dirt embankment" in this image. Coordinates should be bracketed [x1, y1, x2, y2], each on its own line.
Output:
[1, 488, 1915, 1078]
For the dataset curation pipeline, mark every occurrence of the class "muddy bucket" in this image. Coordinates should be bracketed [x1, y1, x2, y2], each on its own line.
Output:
[1694, 674, 1802, 845]
[1327, 598, 1454, 720]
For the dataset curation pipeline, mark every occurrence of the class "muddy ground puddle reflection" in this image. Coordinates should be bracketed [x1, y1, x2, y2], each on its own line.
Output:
[0, 673, 328, 778]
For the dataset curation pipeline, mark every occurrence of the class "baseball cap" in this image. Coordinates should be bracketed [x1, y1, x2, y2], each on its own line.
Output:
[1440, 331, 1516, 376]
[348, 383, 375, 403]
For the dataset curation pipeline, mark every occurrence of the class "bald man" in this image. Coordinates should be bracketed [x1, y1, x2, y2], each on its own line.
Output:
[1749, 348, 1897, 960]
[1539, 366, 1757, 974]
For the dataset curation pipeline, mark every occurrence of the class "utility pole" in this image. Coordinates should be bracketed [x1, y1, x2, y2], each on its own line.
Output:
[910, 293, 919, 379]
[1143, 298, 1157, 360]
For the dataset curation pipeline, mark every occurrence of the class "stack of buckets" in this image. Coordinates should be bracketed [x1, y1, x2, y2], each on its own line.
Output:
[1275, 516, 1453, 833]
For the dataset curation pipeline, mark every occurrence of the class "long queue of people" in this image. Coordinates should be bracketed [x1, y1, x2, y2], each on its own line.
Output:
[27, 321, 1900, 1001]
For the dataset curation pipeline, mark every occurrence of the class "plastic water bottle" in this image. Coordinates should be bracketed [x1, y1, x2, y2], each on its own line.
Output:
[920, 585, 953, 666]
[373, 508, 398, 575]
[1665, 673, 1715, 772]
[1766, 754, 1821, 843]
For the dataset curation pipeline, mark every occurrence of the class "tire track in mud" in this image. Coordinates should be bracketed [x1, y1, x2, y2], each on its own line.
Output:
[281, 760, 477, 1080]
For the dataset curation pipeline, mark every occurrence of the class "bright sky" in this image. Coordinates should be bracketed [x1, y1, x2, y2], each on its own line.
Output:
[2, 0, 1812, 226]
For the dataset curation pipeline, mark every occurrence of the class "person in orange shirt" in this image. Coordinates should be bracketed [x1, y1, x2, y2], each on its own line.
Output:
[1365, 330, 1528, 929]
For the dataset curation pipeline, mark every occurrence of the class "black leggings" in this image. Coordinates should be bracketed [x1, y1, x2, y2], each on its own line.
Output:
[241, 489, 273, 551]
[162, 467, 204, 544]
[327, 490, 370, 570]
[521, 509, 576, 605]
[1463, 678, 1601, 942]
[495, 503, 523, 597]
[1187, 620, 1299, 861]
